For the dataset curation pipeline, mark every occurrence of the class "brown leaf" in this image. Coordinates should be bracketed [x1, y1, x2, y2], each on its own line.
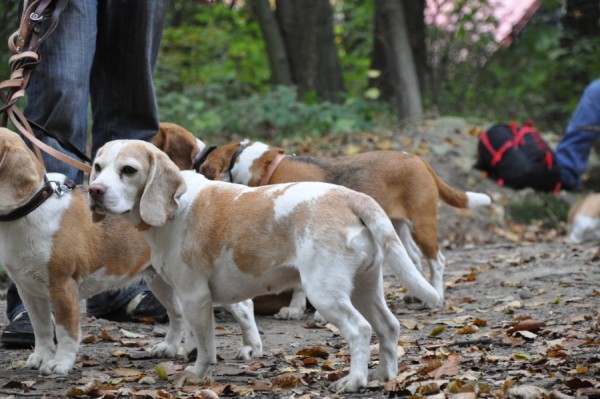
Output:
[65, 380, 100, 397]
[456, 325, 479, 335]
[507, 319, 545, 334]
[271, 373, 304, 389]
[296, 345, 329, 359]
[428, 354, 460, 378]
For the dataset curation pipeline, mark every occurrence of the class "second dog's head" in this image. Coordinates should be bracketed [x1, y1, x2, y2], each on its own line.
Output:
[88, 140, 187, 228]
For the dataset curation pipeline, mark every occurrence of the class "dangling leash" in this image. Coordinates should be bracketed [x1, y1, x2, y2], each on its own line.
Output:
[0, 0, 92, 174]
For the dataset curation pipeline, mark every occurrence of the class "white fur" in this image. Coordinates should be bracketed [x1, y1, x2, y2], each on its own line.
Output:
[88, 140, 443, 392]
[569, 215, 600, 243]
[233, 141, 270, 185]
[466, 191, 492, 208]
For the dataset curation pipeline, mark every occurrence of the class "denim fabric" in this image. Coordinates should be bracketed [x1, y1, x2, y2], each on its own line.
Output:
[7, 0, 169, 319]
[555, 79, 600, 190]
[24, 0, 168, 184]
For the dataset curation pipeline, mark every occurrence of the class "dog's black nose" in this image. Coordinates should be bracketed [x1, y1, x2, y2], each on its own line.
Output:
[88, 184, 106, 199]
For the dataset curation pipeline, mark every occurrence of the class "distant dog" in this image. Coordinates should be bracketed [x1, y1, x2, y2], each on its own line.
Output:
[152, 122, 205, 170]
[567, 193, 600, 243]
[0, 128, 260, 375]
[197, 140, 491, 318]
[88, 139, 442, 392]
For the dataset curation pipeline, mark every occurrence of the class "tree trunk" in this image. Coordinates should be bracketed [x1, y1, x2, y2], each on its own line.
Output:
[402, 0, 427, 98]
[275, 0, 345, 102]
[370, 0, 423, 120]
[248, 0, 293, 86]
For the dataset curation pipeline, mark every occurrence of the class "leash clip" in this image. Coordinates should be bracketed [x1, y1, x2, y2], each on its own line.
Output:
[30, 12, 44, 21]
[51, 179, 75, 197]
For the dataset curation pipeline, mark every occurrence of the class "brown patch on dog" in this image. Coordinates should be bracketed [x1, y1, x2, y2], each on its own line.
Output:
[48, 190, 150, 340]
[152, 122, 200, 170]
[568, 193, 600, 222]
[182, 184, 311, 277]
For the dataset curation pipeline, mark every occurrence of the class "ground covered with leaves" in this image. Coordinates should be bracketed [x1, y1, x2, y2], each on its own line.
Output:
[0, 117, 598, 399]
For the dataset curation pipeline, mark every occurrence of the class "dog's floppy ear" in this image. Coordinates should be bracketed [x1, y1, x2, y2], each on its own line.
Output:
[199, 158, 223, 180]
[140, 149, 187, 226]
[0, 130, 46, 210]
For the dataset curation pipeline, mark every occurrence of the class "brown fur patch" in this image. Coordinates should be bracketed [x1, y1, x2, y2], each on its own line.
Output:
[568, 193, 600, 222]
[48, 189, 150, 339]
[198, 142, 241, 180]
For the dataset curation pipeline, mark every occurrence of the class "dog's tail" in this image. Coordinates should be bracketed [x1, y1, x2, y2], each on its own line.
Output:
[420, 158, 491, 209]
[347, 192, 442, 308]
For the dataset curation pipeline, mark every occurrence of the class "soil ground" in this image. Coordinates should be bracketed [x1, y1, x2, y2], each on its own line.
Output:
[0, 117, 598, 399]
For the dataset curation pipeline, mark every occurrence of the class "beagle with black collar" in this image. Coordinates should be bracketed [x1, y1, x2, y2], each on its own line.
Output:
[0, 128, 260, 375]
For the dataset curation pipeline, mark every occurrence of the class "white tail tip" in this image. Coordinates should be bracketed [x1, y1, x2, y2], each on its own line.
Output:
[466, 192, 491, 208]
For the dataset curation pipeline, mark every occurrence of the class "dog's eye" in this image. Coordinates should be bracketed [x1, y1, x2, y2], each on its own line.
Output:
[122, 165, 137, 175]
[94, 164, 102, 173]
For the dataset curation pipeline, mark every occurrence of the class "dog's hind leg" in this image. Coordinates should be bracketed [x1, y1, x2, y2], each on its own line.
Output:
[222, 299, 263, 360]
[393, 220, 422, 270]
[352, 267, 400, 383]
[274, 284, 307, 320]
[301, 266, 371, 392]
[144, 269, 185, 358]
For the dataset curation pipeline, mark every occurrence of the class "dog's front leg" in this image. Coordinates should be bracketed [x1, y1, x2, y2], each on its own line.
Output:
[222, 300, 262, 359]
[181, 288, 216, 377]
[43, 278, 82, 375]
[144, 270, 185, 358]
[274, 284, 306, 320]
[20, 293, 55, 370]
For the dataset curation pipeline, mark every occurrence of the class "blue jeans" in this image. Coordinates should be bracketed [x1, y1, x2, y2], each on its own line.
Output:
[8, 0, 169, 319]
[555, 79, 600, 190]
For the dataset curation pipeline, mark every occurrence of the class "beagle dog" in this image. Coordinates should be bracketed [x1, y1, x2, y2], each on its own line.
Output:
[87, 139, 442, 392]
[0, 128, 260, 375]
[197, 140, 491, 317]
[152, 122, 206, 170]
[567, 193, 600, 243]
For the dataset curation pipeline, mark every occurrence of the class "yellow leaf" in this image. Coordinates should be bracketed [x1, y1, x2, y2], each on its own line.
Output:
[429, 325, 446, 337]
[376, 139, 393, 150]
[345, 144, 362, 155]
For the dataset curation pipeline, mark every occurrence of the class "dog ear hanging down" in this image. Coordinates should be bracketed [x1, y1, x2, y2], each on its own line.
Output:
[88, 139, 442, 392]
[196, 140, 492, 318]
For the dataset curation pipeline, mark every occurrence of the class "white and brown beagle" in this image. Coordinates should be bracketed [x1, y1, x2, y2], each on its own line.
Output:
[197, 140, 491, 317]
[0, 128, 260, 375]
[87, 139, 442, 392]
[567, 193, 600, 243]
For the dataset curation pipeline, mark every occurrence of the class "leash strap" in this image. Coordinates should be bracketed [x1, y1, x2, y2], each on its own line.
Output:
[0, 0, 91, 174]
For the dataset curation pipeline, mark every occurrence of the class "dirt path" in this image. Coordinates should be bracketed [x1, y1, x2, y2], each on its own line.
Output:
[0, 239, 597, 399]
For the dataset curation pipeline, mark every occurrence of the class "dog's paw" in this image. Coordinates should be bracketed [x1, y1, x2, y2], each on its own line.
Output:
[274, 306, 304, 320]
[368, 365, 396, 383]
[329, 374, 366, 393]
[39, 359, 72, 375]
[235, 343, 262, 360]
[27, 350, 53, 370]
[403, 294, 422, 304]
[312, 311, 327, 324]
[150, 342, 178, 358]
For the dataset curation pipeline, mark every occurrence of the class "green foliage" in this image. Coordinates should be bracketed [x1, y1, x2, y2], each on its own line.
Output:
[158, 84, 390, 140]
[507, 193, 569, 228]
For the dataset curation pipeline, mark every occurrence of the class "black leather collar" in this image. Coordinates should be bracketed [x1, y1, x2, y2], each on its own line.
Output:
[0, 176, 76, 222]
[228, 143, 248, 182]
[192, 145, 217, 173]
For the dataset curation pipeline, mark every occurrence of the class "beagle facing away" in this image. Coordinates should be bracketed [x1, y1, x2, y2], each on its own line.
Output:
[0, 128, 260, 375]
[87, 139, 442, 392]
[198, 140, 491, 317]
[567, 193, 600, 243]
[152, 122, 206, 170]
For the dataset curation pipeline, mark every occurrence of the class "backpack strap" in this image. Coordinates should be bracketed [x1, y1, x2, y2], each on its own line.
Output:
[480, 130, 515, 166]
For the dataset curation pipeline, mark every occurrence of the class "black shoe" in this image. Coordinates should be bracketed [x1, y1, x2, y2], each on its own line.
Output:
[98, 292, 168, 323]
[1, 312, 35, 349]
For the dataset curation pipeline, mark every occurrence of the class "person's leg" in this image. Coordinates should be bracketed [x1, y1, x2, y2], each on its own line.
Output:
[89, 0, 168, 156]
[23, 0, 97, 184]
[555, 79, 600, 190]
[85, 0, 169, 320]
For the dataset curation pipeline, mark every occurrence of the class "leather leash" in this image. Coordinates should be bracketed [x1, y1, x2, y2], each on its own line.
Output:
[0, 0, 92, 175]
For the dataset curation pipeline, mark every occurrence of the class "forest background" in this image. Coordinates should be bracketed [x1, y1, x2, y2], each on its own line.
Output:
[1, 0, 599, 141]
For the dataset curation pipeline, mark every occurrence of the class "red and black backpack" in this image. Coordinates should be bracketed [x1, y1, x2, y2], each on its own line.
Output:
[475, 121, 562, 193]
